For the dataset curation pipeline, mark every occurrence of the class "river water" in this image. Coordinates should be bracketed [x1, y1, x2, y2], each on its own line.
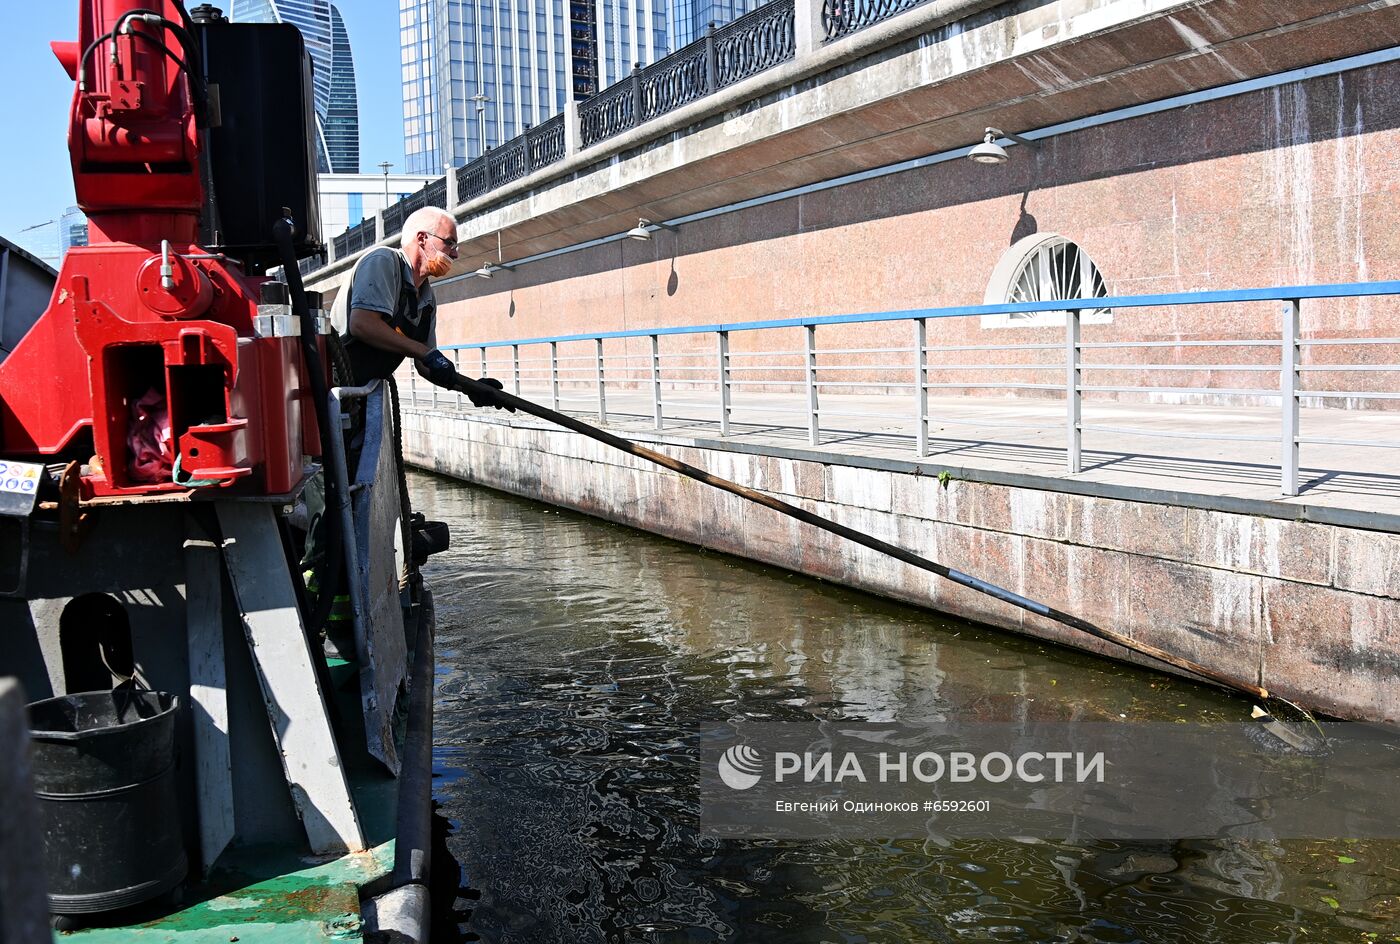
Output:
[411, 471, 1399, 943]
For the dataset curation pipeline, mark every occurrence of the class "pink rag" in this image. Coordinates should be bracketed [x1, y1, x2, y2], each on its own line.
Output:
[128, 387, 174, 482]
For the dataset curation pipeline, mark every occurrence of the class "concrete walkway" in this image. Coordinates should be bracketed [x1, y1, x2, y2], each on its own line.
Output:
[405, 383, 1400, 530]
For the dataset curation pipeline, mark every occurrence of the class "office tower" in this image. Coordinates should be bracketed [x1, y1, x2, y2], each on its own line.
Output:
[668, 0, 762, 48]
[325, 5, 361, 173]
[400, 0, 439, 175]
[231, 0, 361, 173]
[402, 0, 758, 173]
[59, 206, 88, 255]
[402, 0, 576, 173]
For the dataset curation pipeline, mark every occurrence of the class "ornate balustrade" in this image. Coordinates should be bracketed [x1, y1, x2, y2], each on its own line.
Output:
[528, 113, 568, 167]
[578, 76, 638, 148]
[331, 216, 377, 261]
[455, 112, 569, 202]
[584, 0, 795, 146]
[321, 0, 916, 267]
[639, 45, 711, 121]
[823, 0, 929, 41]
[716, 0, 795, 88]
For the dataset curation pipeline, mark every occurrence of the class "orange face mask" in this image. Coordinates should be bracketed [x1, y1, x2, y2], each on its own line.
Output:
[425, 252, 453, 278]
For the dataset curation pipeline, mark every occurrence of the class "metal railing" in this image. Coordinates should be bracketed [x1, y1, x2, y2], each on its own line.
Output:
[332, 216, 378, 260]
[382, 178, 449, 238]
[823, 0, 933, 41]
[457, 114, 568, 201]
[581, 1, 795, 146]
[401, 281, 1400, 498]
[715, 0, 796, 86]
[579, 72, 639, 147]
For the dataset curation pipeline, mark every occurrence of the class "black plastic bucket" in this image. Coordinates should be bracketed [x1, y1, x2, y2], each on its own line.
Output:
[27, 690, 187, 915]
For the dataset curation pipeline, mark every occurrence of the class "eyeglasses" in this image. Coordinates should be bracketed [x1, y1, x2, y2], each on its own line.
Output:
[423, 231, 458, 251]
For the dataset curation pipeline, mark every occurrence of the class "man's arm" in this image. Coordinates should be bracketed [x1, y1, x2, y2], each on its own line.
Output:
[348, 307, 432, 361]
[350, 307, 456, 387]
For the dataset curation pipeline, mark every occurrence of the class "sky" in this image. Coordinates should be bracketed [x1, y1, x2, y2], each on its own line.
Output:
[0, 0, 404, 255]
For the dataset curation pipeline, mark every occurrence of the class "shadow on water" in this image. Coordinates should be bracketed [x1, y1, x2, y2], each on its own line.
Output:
[412, 471, 1400, 944]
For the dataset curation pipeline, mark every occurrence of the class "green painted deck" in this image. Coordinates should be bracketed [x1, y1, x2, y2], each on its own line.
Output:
[61, 659, 405, 942]
[69, 841, 395, 944]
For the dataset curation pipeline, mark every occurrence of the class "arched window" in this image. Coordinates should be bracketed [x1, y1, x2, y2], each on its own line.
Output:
[982, 234, 1112, 328]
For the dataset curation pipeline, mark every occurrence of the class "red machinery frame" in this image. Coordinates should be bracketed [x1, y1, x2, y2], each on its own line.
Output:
[0, 0, 315, 498]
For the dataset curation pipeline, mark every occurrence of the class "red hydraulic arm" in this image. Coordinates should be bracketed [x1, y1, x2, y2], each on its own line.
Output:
[0, 0, 316, 498]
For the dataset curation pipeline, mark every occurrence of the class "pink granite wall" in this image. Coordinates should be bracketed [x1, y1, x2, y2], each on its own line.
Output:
[434, 60, 1400, 405]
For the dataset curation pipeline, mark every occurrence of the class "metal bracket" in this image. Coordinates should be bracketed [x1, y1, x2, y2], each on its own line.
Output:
[253, 304, 331, 338]
[58, 461, 94, 553]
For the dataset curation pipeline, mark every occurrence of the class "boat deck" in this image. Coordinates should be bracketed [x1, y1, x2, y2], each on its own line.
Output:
[63, 660, 403, 942]
[70, 842, 395, 943]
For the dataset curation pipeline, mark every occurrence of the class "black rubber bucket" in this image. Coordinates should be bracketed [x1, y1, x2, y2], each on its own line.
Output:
[27, 690, 187, 915]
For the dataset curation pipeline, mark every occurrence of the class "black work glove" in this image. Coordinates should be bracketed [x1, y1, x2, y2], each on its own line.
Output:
[418, 349, 459, 389]
[465, 377, 516, 412]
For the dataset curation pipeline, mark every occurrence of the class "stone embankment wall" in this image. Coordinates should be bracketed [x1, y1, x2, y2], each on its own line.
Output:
[404, 409, 1400, 723]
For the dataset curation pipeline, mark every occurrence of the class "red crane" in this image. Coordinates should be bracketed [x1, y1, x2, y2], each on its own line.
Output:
[0, 0, 319, 499]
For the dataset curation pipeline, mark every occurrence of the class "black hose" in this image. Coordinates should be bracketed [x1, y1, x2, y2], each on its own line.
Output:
[170, 0, 197, 35]
[79, 9, 209, 126]
[273, 216, 341, 638]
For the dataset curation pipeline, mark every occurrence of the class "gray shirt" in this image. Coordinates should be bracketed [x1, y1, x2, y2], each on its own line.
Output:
[340, 248, 438, 384]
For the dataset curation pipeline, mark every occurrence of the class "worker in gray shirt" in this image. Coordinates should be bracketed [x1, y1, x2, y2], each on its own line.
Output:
[306, 206, 511, 624]
[336, 204, 510, 411]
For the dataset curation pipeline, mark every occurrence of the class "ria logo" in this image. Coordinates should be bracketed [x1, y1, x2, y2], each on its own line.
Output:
[718, 745, 763, 790]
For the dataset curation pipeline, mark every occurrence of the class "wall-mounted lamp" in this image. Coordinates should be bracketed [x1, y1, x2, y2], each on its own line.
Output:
[472, 231, 515, 278]
[967, 127, 1039, 165]
[472, 261, 513, 279]
[626, 218, 678, 241]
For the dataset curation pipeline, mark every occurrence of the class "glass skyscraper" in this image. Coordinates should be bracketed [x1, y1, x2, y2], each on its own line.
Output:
[669, 0, 761, 48]
[402, 0, 757, 174]
[59, 206, 89, 255]
[231, 0, 361, 174]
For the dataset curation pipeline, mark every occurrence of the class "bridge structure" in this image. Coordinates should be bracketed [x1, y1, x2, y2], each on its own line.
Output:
[304, 0, 1400, 722]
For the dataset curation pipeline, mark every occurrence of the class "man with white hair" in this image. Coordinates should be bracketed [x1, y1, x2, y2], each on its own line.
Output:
[339, 204, 508, 409]
[305, 206, 509, 626]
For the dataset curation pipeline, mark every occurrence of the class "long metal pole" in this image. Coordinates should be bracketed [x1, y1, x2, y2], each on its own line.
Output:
[595, 337, 607, 422]
[451, 351, 461, 409]
[549, 340, 560, 410]
[452, 376, 1268, 702]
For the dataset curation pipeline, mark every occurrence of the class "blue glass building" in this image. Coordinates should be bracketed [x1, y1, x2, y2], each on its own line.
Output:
[402, 0, 757, 174]
[669, 0, 762, 48]
[231, 0, 361, 174]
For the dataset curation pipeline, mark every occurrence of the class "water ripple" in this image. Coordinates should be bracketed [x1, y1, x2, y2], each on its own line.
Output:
[413, 472, 1400, 944]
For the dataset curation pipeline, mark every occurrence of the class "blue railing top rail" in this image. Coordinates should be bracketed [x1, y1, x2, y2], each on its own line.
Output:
[439, 280, 1400, 351]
